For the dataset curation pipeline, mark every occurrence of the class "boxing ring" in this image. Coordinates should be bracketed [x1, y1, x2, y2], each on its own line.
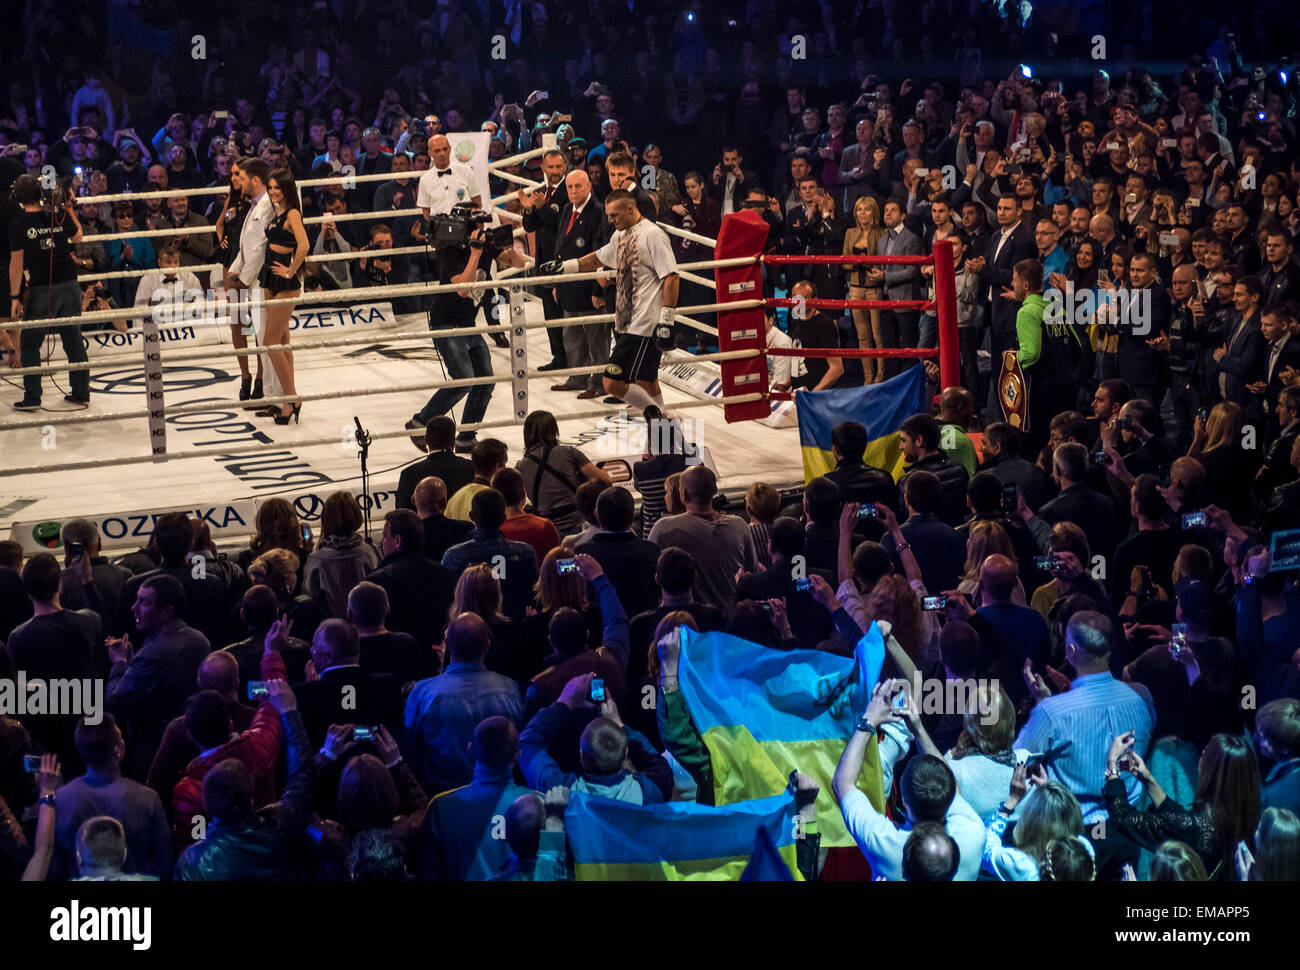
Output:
[0, 141, 959, 555]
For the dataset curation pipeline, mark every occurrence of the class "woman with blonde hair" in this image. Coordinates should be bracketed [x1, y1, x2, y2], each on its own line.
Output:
[1148, 841, 1208, 881]
[249, 547, 324, 642]
[843, 195, 886, 383]
[983, 766, 1094, 881]
[957, 520, 1027, 607]
[1188, 401, 1258, 525]
[450, 564, 523, 681]
[944, 684, 1030, 819]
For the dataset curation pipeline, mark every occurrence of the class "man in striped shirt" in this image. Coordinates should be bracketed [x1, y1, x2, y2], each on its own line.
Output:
[1015, 611, 1155, 824]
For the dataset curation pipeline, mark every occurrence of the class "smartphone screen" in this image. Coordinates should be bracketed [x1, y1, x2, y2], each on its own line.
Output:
[857, 504, 878, 519]
[247, 681, 268, 700]
[23, 754, 42, 773]
[1182, 511, 1207, 529]
[921, 595, 947, 611]
[794, 577, 811, 592]
[352, 726, 375, 742]
[557, 558, 579, 574]
[1001, 483, 1018, 513]
[589, 677, 606, 703]
[1098, 269, 1111, 284]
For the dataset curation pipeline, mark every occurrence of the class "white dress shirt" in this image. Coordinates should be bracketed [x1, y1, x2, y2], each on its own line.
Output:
[416, 161, 478, 216]
[229, 191, 273, 288]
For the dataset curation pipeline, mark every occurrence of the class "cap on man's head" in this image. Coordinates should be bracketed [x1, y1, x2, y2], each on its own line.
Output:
[1175, 579, 1217, 627]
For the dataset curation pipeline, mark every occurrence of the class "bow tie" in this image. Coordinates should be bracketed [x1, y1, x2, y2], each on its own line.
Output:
[436, 169, 451, 177]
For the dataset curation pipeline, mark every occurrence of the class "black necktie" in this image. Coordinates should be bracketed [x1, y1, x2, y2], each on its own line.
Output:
[437, 169, 451, 177]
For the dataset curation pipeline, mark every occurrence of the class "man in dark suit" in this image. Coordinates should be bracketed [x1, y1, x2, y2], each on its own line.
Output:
[782, 177, 846, 329]
[573, 487, 660, 619]
[707, 145, 761, 216]
[1259, 230, 1300, 308]
[878, 199, 923, 380]
[113, 512, 233, 647]
[1254, 386, 1300, 501]
[1254, 304, 1300, 444]
[522, 148, 571, 371]
[1115, 252, 1171, 406]
[736, 517, 835, 650]
[883, 471, 967, 595]
[292, 618, 403, 747]
[550, 168, 608, 398]
[1038, 442, 1119, 564]
[1214, 276, 1268, 415]
[413, 476, 473, 562]
[398, 416, 476, 502]
[355, 127, 393, 209]
[368, 510, 456, 652]
[970, 195, 1036, 421]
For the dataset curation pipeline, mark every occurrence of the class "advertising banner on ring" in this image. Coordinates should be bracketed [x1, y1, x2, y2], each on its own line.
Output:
[75, 302, 401, 357]
[9, 483, 404, 556]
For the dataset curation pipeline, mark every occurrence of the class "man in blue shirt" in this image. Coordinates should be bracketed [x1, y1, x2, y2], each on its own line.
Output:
[403, 613, 524, 793]
[417, 716, 537, 880]
[1015, 611, 1154, 824]
[975, 555, 1051, 706]
[1036, 217, 1069, 281]
[441, 489, 540, 623]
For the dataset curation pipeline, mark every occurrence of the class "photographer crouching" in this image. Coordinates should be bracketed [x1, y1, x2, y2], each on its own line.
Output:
[6, 173, 91, 410]
[405, 205, 527, 453]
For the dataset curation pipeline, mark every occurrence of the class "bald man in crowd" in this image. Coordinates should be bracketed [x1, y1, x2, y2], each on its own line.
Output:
[146, 651, 254, 813]
[415, 475, 472, 561]
[971, 554, 1051, 704]
[549, 168, 610, 397]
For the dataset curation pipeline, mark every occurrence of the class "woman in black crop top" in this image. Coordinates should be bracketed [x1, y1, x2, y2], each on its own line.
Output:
[258, 168, 310, 424]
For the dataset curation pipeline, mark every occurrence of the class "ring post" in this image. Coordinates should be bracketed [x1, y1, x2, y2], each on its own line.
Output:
[932, 238, 960, 391]
[713, 211, 770, 423]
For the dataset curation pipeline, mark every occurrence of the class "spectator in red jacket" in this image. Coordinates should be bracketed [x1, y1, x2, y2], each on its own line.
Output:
[169, 636, 288, 852]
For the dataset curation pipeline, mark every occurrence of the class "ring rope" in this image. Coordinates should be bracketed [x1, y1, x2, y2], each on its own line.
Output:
[0, 390, 765, 478]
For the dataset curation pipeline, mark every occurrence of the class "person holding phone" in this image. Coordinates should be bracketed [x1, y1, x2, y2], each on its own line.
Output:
[1104, 731, 1259, 880]
[519, 672, 673, 805]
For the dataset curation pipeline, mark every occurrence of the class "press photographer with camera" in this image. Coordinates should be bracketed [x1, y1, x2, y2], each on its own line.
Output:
[406, 209, 526, 453]
[7, 173, 90, 410]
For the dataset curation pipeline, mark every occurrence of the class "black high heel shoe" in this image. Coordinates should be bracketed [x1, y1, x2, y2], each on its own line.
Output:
[243, 377, 266, 411]
[238, 376, 251, 401]
[251, 377, 264, 400]
[273, 401, 302, 425]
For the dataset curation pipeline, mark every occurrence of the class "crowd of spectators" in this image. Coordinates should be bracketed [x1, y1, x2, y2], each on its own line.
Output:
[2, 0, 1300, 882]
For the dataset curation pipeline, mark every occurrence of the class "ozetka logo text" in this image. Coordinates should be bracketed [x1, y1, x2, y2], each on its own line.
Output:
[50, 901, 151, 950]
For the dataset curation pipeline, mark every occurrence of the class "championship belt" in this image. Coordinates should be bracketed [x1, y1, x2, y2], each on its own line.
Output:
[998, 350, 1029, 431]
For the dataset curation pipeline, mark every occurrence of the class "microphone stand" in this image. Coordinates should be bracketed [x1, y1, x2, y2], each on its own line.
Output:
[353, 416, 374, 544]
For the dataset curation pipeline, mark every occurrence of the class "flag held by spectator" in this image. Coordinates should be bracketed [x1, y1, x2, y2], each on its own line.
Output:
[565, 791, 801, 880]
[795, 365, 927, 483]
[676, 625, 888, 848]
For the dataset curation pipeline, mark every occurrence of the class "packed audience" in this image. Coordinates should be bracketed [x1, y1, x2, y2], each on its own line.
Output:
[2, 0, 1300, 881]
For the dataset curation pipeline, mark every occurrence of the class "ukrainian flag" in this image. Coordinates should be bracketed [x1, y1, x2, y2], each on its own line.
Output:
[676, 625, 888, 848]
[569, 790, 800, 878]
[565, 791, 800, 880]
[796, 365, 927, 482]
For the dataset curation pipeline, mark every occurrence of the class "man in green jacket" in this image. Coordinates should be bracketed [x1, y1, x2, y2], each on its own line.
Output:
[1013, 258, 1082, 449]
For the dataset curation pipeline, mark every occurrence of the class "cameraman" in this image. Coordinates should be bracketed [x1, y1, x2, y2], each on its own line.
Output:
[7, 174, 91, 410]
[406, 223, 526, 453]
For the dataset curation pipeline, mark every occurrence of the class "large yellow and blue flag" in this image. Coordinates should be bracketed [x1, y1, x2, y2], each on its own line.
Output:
[565, 791, 801, 880]
[796, 364, 927, 482]
[675, 624, 888, 848]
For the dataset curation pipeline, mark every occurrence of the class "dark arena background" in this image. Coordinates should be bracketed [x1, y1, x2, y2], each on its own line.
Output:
[0, 0, 1297, 950]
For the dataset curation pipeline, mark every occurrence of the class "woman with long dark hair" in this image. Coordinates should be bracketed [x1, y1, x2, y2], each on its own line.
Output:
[514, 411, 612, 536]
[1105, 731, 1261, 880]
[256, 167, 309, 424]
